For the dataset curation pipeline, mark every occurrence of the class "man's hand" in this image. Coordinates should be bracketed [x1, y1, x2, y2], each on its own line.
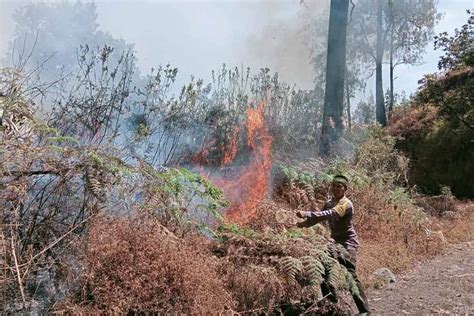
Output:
[296, 211, 307, 219]
[296, 221, 307, 228]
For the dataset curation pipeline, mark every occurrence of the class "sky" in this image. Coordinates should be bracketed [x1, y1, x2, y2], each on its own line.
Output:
[0, 0, 472, 98]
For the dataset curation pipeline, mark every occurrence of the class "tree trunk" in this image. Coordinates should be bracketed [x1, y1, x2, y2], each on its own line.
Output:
[389, 46, 394, 114]
[389, 4, 395, 116]
[375, 0, 387, 127]
[319, 0, 350, 156]
[345, 82, 352, 130]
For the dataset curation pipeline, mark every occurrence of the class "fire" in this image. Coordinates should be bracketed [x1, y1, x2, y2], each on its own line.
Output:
[221, 126, 240, 165]
[196, 101, 273, 223]
[222, 102, 272, 222]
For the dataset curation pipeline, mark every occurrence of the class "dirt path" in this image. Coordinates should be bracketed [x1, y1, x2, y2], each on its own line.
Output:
[369, 241, 474, 315]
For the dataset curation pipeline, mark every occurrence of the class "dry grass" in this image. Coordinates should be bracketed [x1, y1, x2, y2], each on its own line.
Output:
[388, 104, 439, 140]
[273, 166, 471, 288]
[218, 263, 285, 312]
[435, 201, 474, 242]
[350, 186, 443, 285]
[63, 214, 233, 314]
[351, 187, 474, 286]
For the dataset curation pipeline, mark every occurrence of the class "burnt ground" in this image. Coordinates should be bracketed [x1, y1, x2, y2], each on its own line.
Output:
[368, 241, 474, 315]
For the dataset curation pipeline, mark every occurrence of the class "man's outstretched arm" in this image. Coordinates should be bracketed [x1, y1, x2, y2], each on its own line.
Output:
[296, 202, 349, 227]
[296, 209, 335, 227]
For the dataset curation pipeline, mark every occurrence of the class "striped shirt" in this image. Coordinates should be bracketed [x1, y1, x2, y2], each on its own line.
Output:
[302, 196, 359, 250]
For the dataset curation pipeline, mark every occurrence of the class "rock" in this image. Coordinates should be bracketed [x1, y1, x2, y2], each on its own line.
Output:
[373, 267, 397, 288]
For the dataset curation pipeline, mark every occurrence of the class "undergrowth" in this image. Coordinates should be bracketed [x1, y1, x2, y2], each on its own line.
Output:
[2, 56, 473, 314]
[61, 215, 232, 314]
[273, 126, 473, 287]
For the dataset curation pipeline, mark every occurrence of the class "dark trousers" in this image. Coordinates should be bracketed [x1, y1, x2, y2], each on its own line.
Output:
[340, 248, 370, 314]
[321, 248, 370, 314]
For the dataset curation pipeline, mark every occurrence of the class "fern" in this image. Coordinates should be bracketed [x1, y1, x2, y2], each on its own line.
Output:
[84, 168, 105, 202]
[33, 121, 58, 136]
[87, 152, 105, 169]
[301, 255, 325, 285]
[326, 260, 347, 290]
[345, 270, 361, 300]
[141, 166, 229, 229]
[301, 182, 316, 202]
[279, 256, 302, 282]
[86, 151, 133, 175]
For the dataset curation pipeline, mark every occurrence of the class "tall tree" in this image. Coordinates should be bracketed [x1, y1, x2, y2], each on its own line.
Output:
[434, 9, 474, 71]
[386, 0, 441, 113]
[375, 0, 387, 126]
[319, 0, 350, 156]
[347, 0, 440, 124]
[344, 63, 367, 130]
[387, 0, 395, 114]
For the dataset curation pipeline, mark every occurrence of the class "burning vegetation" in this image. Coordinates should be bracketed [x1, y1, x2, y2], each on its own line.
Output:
[195, 101, 273, 223]
[1, 3, 473, 315]
[1, 86, 472, 313]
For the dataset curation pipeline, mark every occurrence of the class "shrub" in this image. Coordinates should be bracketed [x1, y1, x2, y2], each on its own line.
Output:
[272, 139, 446, 287]
[389, 67, 474, 197]
[354, 126, 409, 187]
[213, 217, 360, 315]
[68, 215, 232, 313]
[220, 264, 285, 312]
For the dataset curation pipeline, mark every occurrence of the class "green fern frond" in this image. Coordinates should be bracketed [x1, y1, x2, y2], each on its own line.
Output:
[301, 255, 325, 285]
[87, 152, 105, 169]
[33, 121, 58, 136]
[46, 136, 79, 146]
[327, 261, 347, 290]
[301, 182, 315, 201]
[345, 270, 361, 299]
[317, 249, 335, 268]
[280, 256, 302, 282]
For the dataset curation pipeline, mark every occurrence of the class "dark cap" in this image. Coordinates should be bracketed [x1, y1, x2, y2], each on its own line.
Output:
[332, 174, 349, 188]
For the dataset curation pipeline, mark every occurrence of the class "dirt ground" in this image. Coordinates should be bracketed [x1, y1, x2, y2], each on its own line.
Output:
[368, 241, 474, 315]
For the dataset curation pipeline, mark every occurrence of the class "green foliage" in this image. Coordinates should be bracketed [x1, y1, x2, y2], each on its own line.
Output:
[278, 247, 360, 302]
[391, 66, 474, 197]
[280, 256, 303, 282]
[46, 136, 79, 146]
[217, 222, 257, 239]
[283, 228, 305, 239]
[389, 187, 414, 207]
[278, 164, 318, 188]
[278, 161, 370, 190]
[354, 125, 409, 186]
[322, 161, 372, 189]
[142, 166, 228, 225]
[275, 164, 321, 206]
[33, 121, 58, 136]
[434, 10, 474, 70]
[85, 151, 133, 175]
[301, 255, 325, 285]
[416, 69, 473, 132]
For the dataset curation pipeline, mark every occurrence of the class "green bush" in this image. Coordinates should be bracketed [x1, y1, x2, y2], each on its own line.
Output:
[389, 67, 474, 197]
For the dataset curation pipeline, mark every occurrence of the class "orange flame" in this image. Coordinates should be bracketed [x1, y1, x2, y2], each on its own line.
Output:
[221, 126, 240, 165]
[205, 101, 273, 223]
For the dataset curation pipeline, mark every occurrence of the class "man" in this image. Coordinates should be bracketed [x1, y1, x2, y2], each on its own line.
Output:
[296, 174, 370, 314]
